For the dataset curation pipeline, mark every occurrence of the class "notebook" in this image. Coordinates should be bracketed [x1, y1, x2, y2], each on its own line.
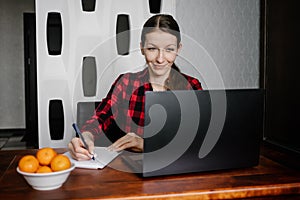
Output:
[64, 147, 121, 169]
[122, 89, 264, 177]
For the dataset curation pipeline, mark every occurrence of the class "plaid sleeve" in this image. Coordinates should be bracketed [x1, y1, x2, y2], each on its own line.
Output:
[81, 74, 124, 137]
[190, 78, 203, 90]
[185, 75, 203, 90]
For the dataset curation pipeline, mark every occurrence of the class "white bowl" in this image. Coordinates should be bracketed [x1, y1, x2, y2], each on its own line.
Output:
[17, 163, 75, 191]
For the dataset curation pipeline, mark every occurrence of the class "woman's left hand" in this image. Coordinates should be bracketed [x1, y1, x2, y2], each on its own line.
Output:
[107, 132, 143, 152]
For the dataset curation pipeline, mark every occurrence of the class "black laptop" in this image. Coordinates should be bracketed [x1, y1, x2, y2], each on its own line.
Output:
[122, 89, 264, 177]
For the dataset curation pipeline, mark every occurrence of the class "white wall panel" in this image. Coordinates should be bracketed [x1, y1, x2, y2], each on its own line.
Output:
[36, 0, 175, 147]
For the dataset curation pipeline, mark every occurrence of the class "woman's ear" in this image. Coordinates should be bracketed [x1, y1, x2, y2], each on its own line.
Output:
[140, 42, 144, 55]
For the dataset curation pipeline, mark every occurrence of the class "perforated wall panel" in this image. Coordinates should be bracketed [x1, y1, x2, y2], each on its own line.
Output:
[36, 0, 176, 147]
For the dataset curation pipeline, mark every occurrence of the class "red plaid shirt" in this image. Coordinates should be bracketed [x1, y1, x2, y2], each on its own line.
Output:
[81, 68, 202, 139]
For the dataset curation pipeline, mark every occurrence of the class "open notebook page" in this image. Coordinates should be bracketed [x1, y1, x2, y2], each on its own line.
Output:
[64, 147, 121, 169]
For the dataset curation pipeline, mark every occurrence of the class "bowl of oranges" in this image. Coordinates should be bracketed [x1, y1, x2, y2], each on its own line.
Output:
[17, 147, 75, 191]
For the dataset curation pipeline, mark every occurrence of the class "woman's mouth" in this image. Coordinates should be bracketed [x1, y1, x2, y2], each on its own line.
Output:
[153, 64, 166, 69]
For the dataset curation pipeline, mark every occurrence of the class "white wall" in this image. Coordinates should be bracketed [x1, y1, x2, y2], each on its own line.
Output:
[176, 0, 260, 89]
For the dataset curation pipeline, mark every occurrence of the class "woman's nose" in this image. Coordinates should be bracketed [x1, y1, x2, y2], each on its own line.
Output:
[156, 49, 165, 63]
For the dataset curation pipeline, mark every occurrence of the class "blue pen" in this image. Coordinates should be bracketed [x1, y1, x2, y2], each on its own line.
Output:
[72, 123, 95, 160]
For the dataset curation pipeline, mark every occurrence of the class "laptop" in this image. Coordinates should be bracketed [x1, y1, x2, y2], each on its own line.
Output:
[122, 89, 264, 177]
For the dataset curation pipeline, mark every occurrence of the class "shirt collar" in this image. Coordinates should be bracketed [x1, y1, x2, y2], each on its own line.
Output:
[137, 66, 150, 84]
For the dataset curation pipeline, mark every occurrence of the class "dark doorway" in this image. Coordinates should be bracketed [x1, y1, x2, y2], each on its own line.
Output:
[263, 0, 300, 154]
[23, 13, 38, 148]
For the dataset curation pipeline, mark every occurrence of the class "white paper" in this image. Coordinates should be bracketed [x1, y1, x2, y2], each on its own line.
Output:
[64, 147, 121, 169]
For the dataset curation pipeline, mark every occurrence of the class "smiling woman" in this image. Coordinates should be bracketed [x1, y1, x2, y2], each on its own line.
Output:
[68, 14, 203, 161]
[142, 29, 180, 88]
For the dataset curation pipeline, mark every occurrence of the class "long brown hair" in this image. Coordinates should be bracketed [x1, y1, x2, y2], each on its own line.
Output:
[141, 14, 187, 90]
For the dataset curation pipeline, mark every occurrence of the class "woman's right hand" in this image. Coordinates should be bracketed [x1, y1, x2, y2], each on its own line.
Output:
[68, 131, 95, 161]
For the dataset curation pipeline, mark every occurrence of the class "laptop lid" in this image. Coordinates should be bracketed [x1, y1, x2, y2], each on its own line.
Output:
[123, 89, 264, 177]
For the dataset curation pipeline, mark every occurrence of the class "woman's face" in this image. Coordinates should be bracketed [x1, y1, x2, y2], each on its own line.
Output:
[141, 29, 181, 79]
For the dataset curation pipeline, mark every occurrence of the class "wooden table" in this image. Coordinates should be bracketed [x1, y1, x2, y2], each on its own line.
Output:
[0, 145, 300, 199]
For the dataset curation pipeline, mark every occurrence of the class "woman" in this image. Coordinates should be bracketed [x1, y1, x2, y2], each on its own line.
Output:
[68, 14, 202, 161]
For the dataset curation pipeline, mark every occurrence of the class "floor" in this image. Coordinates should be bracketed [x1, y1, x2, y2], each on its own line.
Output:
[0, 130, 34, 150]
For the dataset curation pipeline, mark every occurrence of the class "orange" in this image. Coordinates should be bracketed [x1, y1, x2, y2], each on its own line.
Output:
[36, 166, 52, 173]
[18, 155, 39, 173]
[36, 147, 57, 166]
[50, 154, 71, 172]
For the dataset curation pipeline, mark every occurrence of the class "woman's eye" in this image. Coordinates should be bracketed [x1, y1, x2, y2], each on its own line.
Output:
[166, 48, 175, 52]
[147, 48, 157, 51]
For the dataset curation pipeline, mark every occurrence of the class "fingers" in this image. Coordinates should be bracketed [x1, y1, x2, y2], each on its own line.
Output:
[86, 141, 95, 155]
[107, 132, 143, 152]
[68, 137, 94, 161]
[82, 132, 95, 155]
